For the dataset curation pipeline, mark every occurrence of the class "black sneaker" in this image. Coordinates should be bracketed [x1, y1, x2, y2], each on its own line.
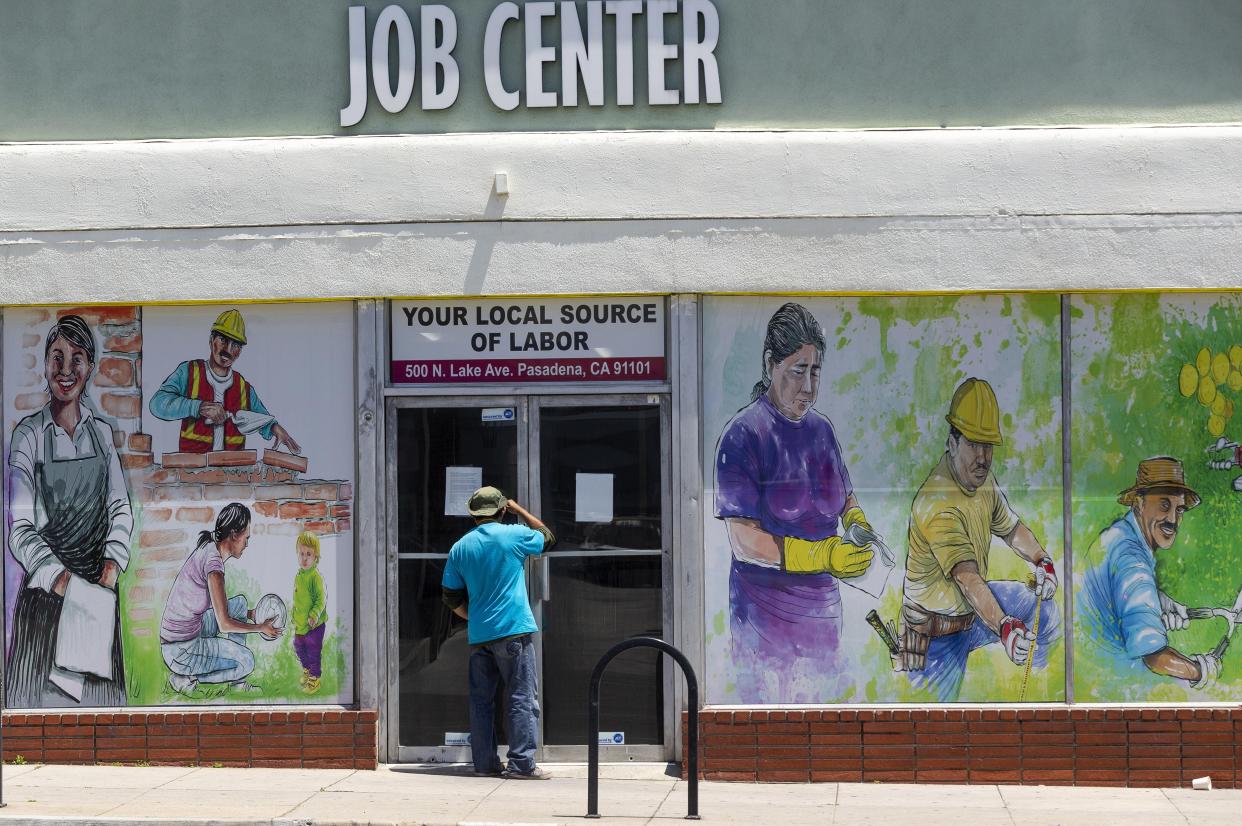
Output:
[502, 766, 551, 780]
[474, 767, 504, 777]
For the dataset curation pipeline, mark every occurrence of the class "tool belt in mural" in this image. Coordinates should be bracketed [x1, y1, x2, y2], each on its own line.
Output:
[179, 359, 251, 453]
[898, 600, 975, 671]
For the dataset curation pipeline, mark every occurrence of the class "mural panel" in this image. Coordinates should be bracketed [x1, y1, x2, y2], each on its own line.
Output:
[702, 295, 1064, 703]
[1072, 293, 1242, 701]
[4, 303, 355, 707]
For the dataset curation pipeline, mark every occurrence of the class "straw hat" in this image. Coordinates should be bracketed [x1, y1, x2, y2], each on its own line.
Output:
[1117, 456, 1200, 509]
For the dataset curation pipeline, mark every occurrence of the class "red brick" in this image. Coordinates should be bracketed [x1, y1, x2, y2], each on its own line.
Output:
[862, 733, 913, 745]
[810, 758, 862, 771]
[261, 450, 309, 472]
[702, 771, 754, 781]
[917, 769, 968, 782]
[44, 749, 95, 763]
[251, 747, 305, 759]
[755, 722, 809, 734]
[101, 392, 141, 418]
[811, 770, 861, 782]
[207, 450, 259, 467]
[1022, 770, 1074, 783]
[162, 452, 208, 469]
[863, 770, 915, 782]
[41, 736, 93, 750]
[757, 737, 809, 750]
[971, 769, 1021, 783]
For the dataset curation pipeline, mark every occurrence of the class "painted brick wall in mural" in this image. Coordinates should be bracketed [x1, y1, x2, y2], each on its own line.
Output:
[3, 303, 355, 708]
[701, 295, 1064, 703]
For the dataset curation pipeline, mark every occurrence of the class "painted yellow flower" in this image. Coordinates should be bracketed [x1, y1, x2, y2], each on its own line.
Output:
[1179, 364, 1199, 397]
[1199, 375, 1218, 406]
[1209, 414, 1227, 437]
[1231, 344, 1242, 368]
[1230, 370, 1242, 392]
[1213, 352, 1231, 384]
[1197, 347, 1212, 376]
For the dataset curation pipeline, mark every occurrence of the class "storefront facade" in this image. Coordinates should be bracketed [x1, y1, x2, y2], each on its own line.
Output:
[4, 1, 1242, 784]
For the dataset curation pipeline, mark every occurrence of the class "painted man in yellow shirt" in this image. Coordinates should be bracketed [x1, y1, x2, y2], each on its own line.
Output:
[896, 378, 1062, 701]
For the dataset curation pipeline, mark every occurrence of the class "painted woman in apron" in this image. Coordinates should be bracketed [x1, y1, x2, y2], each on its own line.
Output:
[713, 303, 875, 702]
[6, 314, 133, 707]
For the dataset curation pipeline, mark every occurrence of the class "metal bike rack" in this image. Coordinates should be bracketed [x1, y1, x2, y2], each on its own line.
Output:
[586, 636, 698, 820]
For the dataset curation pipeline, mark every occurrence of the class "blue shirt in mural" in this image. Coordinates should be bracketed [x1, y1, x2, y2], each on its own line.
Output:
[1080, 511, 1168, 660]
[442, 522, 544, 645]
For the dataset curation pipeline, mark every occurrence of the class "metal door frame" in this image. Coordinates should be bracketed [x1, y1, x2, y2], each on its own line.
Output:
[387, 394, 527, 764]
[386, 393, 673, 763]
[528, 393, 673, 763]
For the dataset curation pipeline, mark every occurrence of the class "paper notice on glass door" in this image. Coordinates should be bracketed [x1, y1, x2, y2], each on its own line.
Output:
[445, 466, 483, 516]
[575, 473, 614, 523]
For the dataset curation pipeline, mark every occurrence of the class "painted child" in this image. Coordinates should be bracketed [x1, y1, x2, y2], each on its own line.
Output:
[292, 531, 327, 694]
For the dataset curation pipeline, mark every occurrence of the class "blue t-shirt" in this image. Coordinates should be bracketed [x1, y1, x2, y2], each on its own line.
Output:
[1080, 511, 1168, 660]
[442, 522, 545, 645]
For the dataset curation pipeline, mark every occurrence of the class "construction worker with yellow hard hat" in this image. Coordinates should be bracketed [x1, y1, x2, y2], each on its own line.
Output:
[889, 377, 1062, 701]
[149, 308, 301, 456]
[210, 308, 248, 345]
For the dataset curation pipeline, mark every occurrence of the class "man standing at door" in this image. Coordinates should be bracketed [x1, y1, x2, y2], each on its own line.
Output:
[442, 486, 555, 779]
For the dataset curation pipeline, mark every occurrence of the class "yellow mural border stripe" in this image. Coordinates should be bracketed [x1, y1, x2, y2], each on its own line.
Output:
[7, 286, 1242, 309]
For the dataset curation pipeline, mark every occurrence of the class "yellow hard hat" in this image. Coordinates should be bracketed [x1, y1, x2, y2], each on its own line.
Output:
[210, 309, 247, 344]
[946, 377, 1003, 445]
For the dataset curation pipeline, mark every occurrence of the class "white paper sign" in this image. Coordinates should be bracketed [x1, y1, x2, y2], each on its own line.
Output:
[445, 466, 483, 516]
[598, 731, 626, 745]
[575, 473, 614, 523]
[444, 732, 471, 746]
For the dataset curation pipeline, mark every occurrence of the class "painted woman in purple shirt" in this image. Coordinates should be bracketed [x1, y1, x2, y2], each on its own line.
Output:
[714, 303, 874, 702]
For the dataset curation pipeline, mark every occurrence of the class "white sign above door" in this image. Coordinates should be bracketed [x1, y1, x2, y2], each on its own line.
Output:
[391, 298, 665, 384]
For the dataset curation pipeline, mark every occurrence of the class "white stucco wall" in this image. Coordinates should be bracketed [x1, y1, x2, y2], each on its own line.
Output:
[1, 127, 1240, 304]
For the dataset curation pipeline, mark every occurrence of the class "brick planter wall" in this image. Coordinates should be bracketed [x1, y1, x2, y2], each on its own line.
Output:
[685, 707, 1242, 787]
[1, 709, 377, 769]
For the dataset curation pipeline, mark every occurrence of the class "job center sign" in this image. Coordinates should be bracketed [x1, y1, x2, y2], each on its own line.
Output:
[341, 1, 722, 125]
[391, 298, 665, 384]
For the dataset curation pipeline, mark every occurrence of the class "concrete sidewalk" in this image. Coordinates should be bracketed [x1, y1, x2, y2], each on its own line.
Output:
[0, 762, 1236, 825]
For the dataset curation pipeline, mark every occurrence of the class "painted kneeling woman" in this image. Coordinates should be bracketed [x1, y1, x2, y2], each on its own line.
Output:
[160, 503, 283, 695]
[7, 314, 133, 707]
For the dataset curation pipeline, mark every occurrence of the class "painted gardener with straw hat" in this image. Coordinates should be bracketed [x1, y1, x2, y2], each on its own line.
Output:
[1079, 457, 1222, 688]
[895, 378, 1062, 701]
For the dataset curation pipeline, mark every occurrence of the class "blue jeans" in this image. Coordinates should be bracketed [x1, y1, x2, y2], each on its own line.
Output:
[909, 580, 1062, 702]
[469, 634, 539, 775]
[161, 595, 255, 684]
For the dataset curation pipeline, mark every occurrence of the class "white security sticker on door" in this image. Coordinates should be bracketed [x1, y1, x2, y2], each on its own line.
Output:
[445, 732, 472, 746]
[597, 732, 625, 746]
[481, 407, 516, 423]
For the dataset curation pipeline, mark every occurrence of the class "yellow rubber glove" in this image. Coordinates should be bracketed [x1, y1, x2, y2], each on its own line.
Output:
[783, 536, 873, 577]
[841, 506, 872, 533]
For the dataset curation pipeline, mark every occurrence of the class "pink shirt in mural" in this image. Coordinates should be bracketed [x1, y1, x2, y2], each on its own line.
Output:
[159, 543, 226, 643]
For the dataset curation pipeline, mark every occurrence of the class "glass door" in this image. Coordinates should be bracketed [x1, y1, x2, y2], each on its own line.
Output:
[531, 396, 670, 761]
[390, 397, 525, 762]
[389, 394, 671, 763]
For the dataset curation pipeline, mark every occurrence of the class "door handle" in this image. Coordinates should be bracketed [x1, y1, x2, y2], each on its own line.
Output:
[540, 555, 550, 601]
[528, 555, 551, 602]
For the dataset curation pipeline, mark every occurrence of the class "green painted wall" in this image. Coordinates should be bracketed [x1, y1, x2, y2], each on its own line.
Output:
[5, 0, 1242, 141]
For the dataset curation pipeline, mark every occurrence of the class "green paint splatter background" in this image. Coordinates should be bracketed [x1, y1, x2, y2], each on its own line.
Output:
[702, 294, 1065, 703]
[1071, 293, 1242, 701]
